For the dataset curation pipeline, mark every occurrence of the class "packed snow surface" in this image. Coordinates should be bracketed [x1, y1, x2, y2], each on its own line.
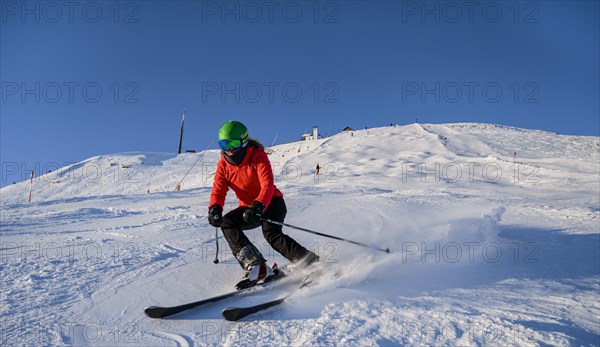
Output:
[1, 123, 599, 346]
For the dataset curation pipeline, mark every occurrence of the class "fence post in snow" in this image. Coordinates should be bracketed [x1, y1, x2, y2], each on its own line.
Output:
[28, 171, 35, 203]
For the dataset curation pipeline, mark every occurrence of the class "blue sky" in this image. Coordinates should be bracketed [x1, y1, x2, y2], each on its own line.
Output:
[1, 1, 599, 186]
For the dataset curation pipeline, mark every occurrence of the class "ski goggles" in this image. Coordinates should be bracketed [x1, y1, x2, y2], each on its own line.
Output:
[219, 138, 243, 151]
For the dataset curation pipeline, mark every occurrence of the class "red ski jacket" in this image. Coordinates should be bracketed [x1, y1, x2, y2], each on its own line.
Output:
[209, 146, 283, 210]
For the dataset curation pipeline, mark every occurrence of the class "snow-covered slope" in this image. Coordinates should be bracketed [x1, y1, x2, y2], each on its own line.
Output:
[1, 123, 599, 346]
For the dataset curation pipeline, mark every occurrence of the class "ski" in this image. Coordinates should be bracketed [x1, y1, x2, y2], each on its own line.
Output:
[221, 296, 287, 321]
[221, 274, 314, 321]
[144, 273, 295, 319]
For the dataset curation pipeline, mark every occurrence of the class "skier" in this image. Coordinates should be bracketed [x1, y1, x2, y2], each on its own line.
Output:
[315, 163, 320, 175]
[208, 121, 319, 289]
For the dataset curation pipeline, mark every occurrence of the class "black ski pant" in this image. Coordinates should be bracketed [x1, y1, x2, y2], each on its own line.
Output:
[221, 196, 310, 267]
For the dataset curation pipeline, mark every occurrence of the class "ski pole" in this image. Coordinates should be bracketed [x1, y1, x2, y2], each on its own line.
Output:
[213, 227, 220, 264]
[260, 217, 390, 254]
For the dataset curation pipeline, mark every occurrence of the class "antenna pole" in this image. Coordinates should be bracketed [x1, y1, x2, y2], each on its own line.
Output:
[178, 108, 186, 154]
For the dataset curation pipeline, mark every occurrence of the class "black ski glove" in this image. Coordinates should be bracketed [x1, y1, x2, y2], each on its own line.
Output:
[243, 201, 264, 224]
[208, 205, 223, 227]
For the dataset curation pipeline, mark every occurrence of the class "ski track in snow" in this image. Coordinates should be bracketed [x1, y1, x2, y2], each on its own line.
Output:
[1, 123, 599, 346]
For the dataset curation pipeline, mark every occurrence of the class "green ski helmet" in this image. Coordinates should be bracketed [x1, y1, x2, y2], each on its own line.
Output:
[218, 121, 249, 151]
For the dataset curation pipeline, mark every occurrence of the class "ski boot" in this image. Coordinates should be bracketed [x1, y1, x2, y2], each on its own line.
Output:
[235, 262, 282, 290]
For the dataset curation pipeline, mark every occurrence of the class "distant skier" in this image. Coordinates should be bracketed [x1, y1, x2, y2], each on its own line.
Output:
[315, 163, 320, 175]
[208, 121, 319, 289]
